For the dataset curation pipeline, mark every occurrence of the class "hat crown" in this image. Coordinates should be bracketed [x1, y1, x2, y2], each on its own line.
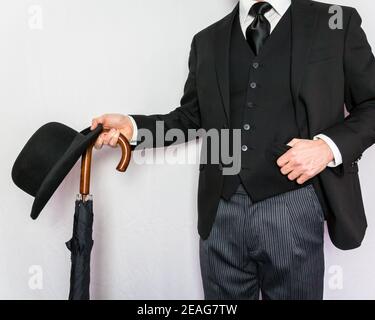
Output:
[12, 123, 79, 196]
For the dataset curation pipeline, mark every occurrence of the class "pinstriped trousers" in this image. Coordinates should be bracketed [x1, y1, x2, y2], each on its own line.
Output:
[199, 184, 325, 300]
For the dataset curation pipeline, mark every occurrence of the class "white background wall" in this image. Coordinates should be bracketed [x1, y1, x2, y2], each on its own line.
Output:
[0, 0, 374, 300]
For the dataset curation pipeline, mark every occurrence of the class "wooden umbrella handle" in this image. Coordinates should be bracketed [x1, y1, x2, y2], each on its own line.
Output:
[80, 130, 131, 198]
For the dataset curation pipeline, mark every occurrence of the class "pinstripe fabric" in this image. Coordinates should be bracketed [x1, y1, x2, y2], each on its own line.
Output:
[199, 184, 325, 300]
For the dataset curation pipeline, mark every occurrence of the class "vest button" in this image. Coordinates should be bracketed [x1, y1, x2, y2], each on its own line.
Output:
[252, 62, 259, 69]
[243, 124, 251, 131]
[242, 145, 248, 152]
[250, 82, 257, 89]
[247, 102, 256, 108]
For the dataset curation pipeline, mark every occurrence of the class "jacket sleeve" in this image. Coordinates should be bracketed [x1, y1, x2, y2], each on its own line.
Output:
[130, 36, 201, 148]
[321, 9, 375, 166]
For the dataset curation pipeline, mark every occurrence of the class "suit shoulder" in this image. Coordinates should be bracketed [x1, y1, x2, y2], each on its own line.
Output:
[193, 9, 235, 42]
[312, 0, 356, 15]
[311, 1, 359, 29]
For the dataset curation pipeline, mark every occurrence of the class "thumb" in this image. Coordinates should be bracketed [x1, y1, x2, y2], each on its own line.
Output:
[91, 115, 105, 130]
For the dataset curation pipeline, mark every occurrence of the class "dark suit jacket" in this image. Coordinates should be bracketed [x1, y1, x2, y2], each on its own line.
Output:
[132, 0, 375, 250]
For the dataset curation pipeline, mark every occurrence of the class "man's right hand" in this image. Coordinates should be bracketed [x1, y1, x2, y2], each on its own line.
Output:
[91, 114, 134, 149]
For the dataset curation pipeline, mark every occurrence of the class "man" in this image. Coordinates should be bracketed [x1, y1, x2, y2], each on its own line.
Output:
[91, 0, 375, 299]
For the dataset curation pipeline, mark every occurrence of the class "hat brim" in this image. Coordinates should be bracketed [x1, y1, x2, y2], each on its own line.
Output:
[30, 125, 103, 220]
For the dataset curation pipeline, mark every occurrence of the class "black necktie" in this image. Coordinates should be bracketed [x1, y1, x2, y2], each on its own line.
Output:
[246, 2, 273, 55]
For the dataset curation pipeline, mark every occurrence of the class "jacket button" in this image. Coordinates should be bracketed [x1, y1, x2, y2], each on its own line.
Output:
[252, 62, 259, 69]
[250, 82, 257, 89]
[242, 145, 248, 152]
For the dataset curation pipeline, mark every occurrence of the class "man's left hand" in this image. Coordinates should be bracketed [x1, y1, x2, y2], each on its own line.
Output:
[277, 138, 334, 185]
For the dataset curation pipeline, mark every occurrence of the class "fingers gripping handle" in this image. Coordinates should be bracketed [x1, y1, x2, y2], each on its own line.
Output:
[80, 130, 131, 197]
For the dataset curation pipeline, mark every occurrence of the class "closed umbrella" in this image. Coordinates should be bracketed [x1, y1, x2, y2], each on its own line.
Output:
[66, 131, 131, 300]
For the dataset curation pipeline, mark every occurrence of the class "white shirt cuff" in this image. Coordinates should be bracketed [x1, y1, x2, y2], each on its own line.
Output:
[313, 134, 343, 167]
[127, 115, 138, 146]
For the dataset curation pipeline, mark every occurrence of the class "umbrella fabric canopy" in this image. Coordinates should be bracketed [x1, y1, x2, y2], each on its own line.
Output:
[66, 198, 94, 300]
[66, 131, 131, 300]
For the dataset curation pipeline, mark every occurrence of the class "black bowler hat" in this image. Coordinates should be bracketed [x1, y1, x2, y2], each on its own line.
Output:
[12, 122, 103, 219]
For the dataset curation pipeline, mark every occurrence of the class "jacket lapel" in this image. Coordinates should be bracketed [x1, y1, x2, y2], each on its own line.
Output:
[290, 0, 318, 136]
[214, 4, 239, 124]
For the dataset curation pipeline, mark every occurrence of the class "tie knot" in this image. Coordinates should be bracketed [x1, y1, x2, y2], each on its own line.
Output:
[249, 1, 273, 17]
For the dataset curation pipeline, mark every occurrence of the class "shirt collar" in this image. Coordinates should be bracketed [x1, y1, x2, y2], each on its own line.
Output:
[239, 0, 291, 24]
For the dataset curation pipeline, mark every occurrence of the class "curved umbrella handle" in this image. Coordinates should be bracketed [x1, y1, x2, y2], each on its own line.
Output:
[80, 129, 132, 198]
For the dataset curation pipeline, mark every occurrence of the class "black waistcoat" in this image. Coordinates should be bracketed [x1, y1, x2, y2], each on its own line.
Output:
[222, 9, 311, 201]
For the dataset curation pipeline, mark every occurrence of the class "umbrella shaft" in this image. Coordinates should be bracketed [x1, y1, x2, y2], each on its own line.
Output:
[80, 143, 94, 197]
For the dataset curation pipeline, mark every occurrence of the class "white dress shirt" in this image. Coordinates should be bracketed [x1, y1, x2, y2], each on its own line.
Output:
[129, 0, 342, 167]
